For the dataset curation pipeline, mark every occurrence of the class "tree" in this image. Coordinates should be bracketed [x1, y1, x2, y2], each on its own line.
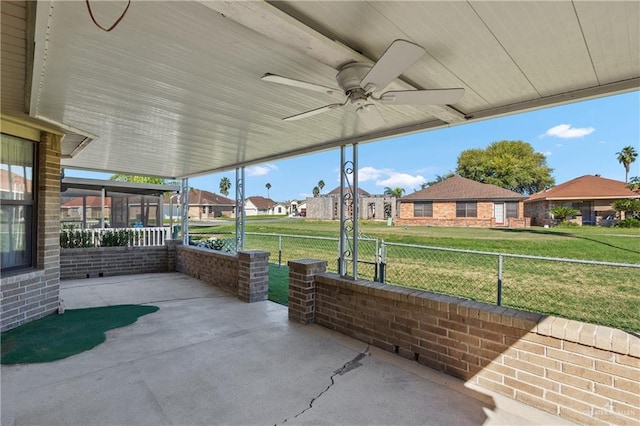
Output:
[612, 199, 640, 220]
[549, 206, 580, 223]
[456, 140, 554, 195]
[265, 182, 271, 198]
[383, 187, 405, 197]
[421, 172, 455, 188]
[312, 186, 320, 197]
[627, 176, 640, 192]
[616, 146, 638, 183]
[110, 174, 166, 185]
[318, 180, 325, 194]
[219, 177, 231, 196]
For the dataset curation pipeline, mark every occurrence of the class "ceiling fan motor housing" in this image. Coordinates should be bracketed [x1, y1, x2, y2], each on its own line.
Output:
[337, 63, 373, 107]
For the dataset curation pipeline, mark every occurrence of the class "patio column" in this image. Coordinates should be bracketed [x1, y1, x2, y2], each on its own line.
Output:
[237, 250, 269, 303]
[288, 259, 326, 324]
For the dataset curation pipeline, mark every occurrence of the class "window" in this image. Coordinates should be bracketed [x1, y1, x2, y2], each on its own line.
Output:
[506, 202, 519, 218]
[1, 134, 36, 271]
[414, 201, 433, 217]
[456, 201, 477, 218]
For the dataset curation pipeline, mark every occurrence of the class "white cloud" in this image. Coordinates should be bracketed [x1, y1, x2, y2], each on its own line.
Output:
[544, 124, 595, 138]
[543, 151, 552, 157]
[246, 164, 278, 177]
[358, 166, 384, 182]
[377, 173, 426, 189]
[555, 143, 563, 147]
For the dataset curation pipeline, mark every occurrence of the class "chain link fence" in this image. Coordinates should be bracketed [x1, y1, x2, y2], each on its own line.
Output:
[382, 242, 640, 333]
[188, 231, 639, 332]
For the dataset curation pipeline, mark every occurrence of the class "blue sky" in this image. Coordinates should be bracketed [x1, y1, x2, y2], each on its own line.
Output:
[67, 91, 639, 201]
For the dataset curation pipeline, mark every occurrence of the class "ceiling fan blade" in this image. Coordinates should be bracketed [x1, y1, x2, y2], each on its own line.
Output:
[359, 40, 425, 93]
[282, 103, 345, 121]
[356, 104, 385, 130]
[380, 88, 465, 105]
[262, 73, 344, 100]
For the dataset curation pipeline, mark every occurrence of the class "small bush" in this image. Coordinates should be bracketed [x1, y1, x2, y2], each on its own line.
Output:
[60, 230, 94, 248]
[613, 218, 640, 228]
[101, 230, 136, 247]
[556, 221, 579, 228]
[196, 237, 231, 252]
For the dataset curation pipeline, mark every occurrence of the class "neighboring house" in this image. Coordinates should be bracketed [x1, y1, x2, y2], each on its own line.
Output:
[61, 196, 112, 220]
[245, 196, 276, 216]
[182, 189, 235, 220]
[396, 176, 529, 228]
[272, 203, 288, 215]
[524, 175, 639, 226]
[306, 186, 397, 220]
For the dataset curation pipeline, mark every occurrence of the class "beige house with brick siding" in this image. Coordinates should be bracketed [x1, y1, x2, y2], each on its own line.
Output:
[524, 175, 639, 226]
[397, 176, 529, 228]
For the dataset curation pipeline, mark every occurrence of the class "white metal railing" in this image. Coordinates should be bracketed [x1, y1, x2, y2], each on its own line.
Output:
[60, 227, 171, 248]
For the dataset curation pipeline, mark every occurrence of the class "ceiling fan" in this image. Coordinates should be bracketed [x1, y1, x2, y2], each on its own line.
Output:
[262, 39, 464, 130]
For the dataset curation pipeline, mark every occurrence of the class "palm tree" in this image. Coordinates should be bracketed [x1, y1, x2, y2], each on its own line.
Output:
[383, 187, 405, 197]
[616, 146, 638, 183]
[265, 182, 271, 198]
[317, 180, 325, 194]
[312, 186, 320, 197]
[219, 177, 231, 196]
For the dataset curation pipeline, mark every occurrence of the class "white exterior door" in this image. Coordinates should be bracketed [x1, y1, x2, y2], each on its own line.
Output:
[494, 203, 505, 225]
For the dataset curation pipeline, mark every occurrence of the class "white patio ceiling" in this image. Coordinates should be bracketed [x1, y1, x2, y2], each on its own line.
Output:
[19, 1, 640, 178]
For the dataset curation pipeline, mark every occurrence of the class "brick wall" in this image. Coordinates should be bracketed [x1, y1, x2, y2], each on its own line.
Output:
[1, 132, 62, 332]
[176, 246, 269, 302]
[60, 245, 172, 279]
[176, 246, 239, 295]
[288, 263, 639, 425]
[398, 200, 530, 228]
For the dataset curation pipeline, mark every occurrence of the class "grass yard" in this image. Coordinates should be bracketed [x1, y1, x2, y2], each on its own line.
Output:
[191, 220, 640, 332]
[268, 263, 289, 306]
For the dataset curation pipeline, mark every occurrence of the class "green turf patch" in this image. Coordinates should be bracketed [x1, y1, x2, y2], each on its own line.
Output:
[1, 304, 159, 364]
[268, 263, 289, 306]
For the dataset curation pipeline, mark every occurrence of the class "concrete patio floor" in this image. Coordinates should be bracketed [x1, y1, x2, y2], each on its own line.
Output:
[1, 273, 574, 425]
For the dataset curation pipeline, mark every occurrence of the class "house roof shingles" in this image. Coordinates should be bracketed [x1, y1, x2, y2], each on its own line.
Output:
[402, 176, 526, 201]
[525, 175, 638, 202]
[327, 186, 371, 196]
[246, 196, 276, 210]
[165, 189, 234, 206]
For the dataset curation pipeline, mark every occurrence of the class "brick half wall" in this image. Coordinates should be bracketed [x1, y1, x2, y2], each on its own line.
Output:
[176, 245, 269, 302]
[60, 245, 174, 279]
[288, 262, 639, 425]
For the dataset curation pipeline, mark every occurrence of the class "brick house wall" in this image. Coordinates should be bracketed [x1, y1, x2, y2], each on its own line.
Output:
[397, 200, 527, 228]
[288, 262, 639, 426]
[1, 130, 62, 332]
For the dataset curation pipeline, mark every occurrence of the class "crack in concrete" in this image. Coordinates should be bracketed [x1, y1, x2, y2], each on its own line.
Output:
[276, 346, 370, 425]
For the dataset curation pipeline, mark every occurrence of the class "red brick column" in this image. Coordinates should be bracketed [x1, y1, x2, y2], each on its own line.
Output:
[288, 259, 326, 324]
[237, 250, 270, 303]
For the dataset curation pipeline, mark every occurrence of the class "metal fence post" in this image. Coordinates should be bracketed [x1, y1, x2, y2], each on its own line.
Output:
[497, 254, 503, 306]
[278, 235, 282, 267]
[379, 240, 387, 283]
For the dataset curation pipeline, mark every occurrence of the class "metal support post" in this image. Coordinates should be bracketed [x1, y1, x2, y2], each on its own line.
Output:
[497, 254, 503, 306]
[235, 167, 245, 252]
[181, 178, 189, 245]
[338, 144, 359, 279]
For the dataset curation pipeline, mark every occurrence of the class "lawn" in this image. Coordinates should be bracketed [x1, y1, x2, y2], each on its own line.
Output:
[191, 220, 640, 332]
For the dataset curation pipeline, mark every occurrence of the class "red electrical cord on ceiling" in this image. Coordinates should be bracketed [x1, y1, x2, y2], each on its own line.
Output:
[85, 0, 131, 32]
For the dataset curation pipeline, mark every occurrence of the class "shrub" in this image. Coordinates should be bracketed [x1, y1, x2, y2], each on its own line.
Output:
[196, 237, 231, 252]
[556, 221, 579, 228]
[613, 218, 640, 228]
[60, 230, 94, 248]
[549, 206, 580, 223]
[100, 230, 135, 247]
